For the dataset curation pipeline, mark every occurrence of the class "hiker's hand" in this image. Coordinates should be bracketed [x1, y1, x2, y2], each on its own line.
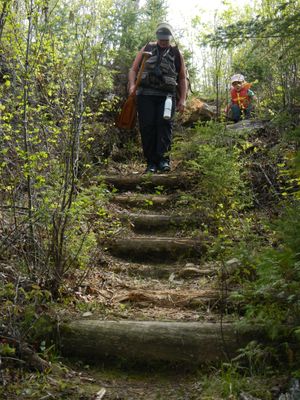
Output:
[128, 84, 136, 95]
[224, 105, 230, 114]
[176, 99, 186, 113]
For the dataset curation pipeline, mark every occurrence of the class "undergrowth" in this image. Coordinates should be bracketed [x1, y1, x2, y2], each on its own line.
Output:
[173, 120, 300, 379]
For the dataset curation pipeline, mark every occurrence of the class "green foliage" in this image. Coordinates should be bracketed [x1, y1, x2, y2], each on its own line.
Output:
[201, 363, 274, 399]
[221, 130, 300, 364]
[238, 202, 300, 340]
[0, 342, 16, 356]
[21, 306, 53, 343]
[204, 1, 300, 52]
[172, 122, 260, 263]
[0, 0, 126, 295]
[0, 0, 171, 296]
[232, 341, 276, 376]
[0, 0, 299, 393]
[0, 279, 57, 368]
[194, 0, 300, 115]
[173, 122, 253, 211]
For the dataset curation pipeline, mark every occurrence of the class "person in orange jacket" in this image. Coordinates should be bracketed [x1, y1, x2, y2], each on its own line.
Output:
[227, 74, 257, 122]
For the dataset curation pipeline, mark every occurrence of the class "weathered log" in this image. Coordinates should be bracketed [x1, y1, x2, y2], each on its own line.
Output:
[107, 260, 178, 278]
[226, 119, 267, 131]
[1, 335, 50, 372]
[177, 266, 218, 279]
[108, 261, 217, 280]
[19, 344, 49, 372]
[60, 320, 265, 365]
[120, 212, 206, 232]
[103, 173, 195, 190]
[104, 236, 206, 261]
[115, 288, 225, 309]
[112, 194, 172, 209]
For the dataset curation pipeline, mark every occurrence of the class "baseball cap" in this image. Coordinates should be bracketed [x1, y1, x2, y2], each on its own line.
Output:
[231, 74, 245, 83]
[156, 22, 174, 40]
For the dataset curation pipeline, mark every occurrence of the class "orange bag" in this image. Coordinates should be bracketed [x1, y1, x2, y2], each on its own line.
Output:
[116, 93, 137, 129]
[116, 52, 151, 130]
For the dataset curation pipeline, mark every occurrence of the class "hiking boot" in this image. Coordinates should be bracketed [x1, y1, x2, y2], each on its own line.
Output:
[158, 160, 170, 172]
[145, 162, 157, 173]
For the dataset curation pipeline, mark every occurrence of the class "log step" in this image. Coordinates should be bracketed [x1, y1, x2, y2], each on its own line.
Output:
[112, 262, 218, 279]
[111, 194, 172, 209]
[60, 320, 265, 365]
[103, 173, 195, 191]
[120, 212, 204, 232]
[104, 236, 206, 262]
[114, 288, 224, 310]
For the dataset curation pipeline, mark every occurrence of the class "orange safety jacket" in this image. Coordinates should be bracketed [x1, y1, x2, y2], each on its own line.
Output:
[231, 83, 252, 110]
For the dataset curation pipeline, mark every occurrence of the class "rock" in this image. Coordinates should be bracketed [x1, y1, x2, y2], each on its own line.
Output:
[179, 98, 217, 125]
[95, 388, 106, 399]
[226, 258, 240, 267]
[225, 258, 241, 273]
[178, 267, 203, 278]
[82, 312, 93, 317]
[278, 379, 300, 400]
[185, 262, 195, 268]
[168, 272, 175, 282]
[239, 392, 262, 400]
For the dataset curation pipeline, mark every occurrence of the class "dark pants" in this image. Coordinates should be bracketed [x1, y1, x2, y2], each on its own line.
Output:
[231, 103, 254, 122]
[137, 94, 175, 165]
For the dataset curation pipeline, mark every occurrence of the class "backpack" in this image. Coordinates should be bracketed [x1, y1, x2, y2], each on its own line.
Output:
[142, 42, 191, 100]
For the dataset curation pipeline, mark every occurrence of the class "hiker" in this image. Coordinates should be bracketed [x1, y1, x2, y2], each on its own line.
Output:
[128, 22, 187, 173]
[226, 74, 257, 123]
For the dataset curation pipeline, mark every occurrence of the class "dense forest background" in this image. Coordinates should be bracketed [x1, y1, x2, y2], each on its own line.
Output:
[0, 0, 299, 398]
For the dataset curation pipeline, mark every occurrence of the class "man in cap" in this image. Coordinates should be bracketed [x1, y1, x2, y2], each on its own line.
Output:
[128, 23, 187, 173]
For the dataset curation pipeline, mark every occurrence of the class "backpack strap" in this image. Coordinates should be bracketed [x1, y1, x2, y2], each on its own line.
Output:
[138, 42, 155, 70]
[172, 46, 192, 97]
[144, 42, 156, 52]
[170, 45, 182, 73]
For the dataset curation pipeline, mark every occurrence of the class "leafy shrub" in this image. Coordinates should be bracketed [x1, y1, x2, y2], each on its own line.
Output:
[173, 122, 253, 211]
[241, 202, 300, 340]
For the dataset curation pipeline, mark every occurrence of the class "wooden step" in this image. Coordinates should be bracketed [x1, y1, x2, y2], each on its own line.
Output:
[104, 236, 207, 262]
[111, 194, 172, 209]
[103, 173, 195, 191]
[60, 320, 266, 365]
[114, 288, 225, 310]
[120, 212, 204, 232]
[112, 261, 218, 279]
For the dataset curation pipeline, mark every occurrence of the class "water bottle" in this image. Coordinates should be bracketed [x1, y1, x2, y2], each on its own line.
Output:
[163, 95, 172, 120]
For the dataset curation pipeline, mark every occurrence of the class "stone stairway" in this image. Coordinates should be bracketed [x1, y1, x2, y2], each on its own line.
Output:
[60, 172, 264, 366]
